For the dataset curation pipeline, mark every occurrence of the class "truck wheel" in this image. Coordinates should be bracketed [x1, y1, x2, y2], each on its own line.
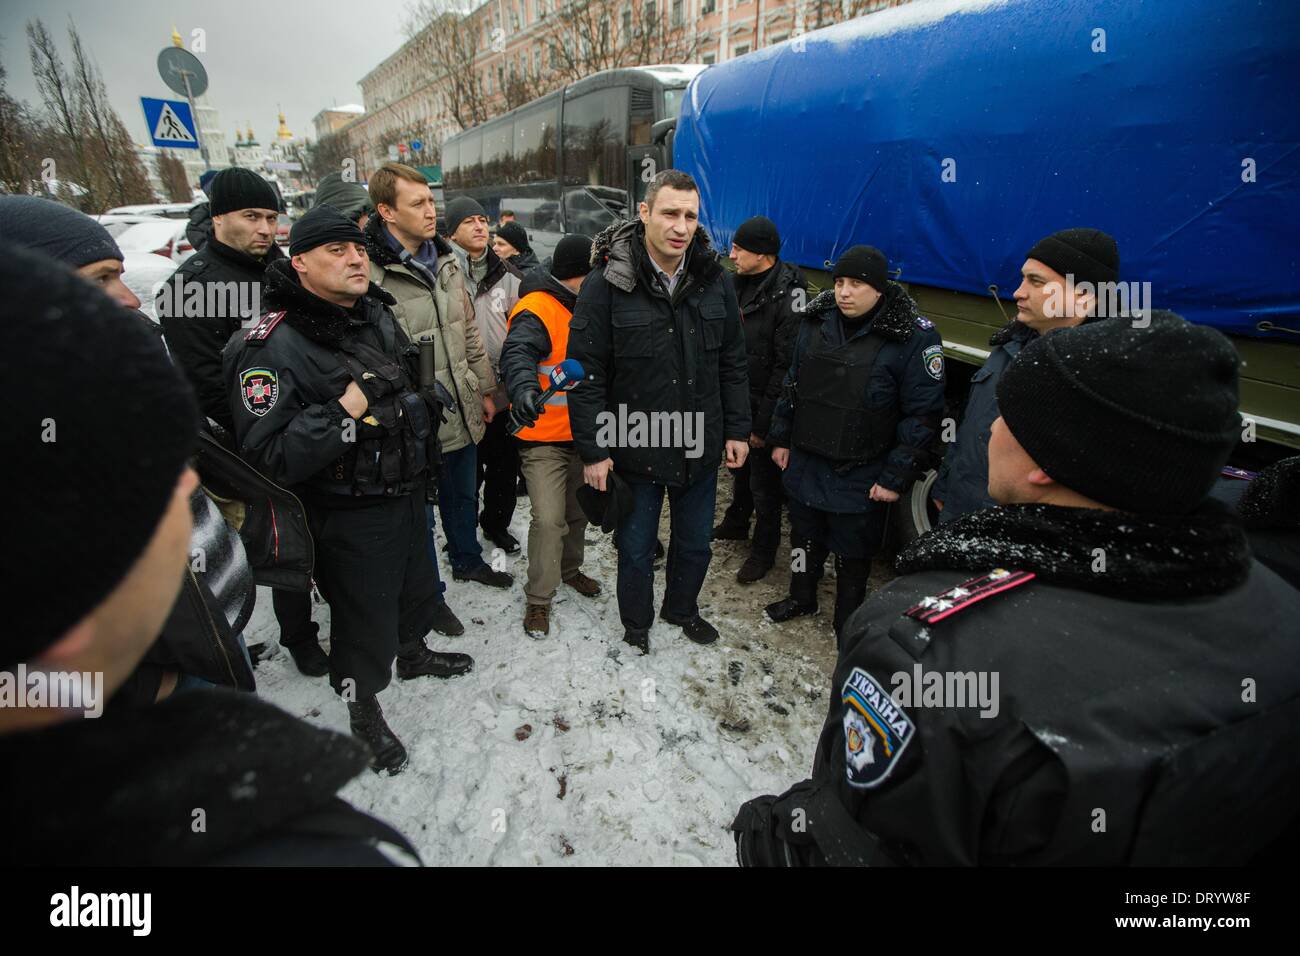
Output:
[895, 469, 940, 547]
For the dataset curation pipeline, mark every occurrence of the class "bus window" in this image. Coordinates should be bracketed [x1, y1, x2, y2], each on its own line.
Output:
[483, 120, 514, 186]
[441, 140, 460, 191]
[562, 87, 629, 197]
[515, 98, 559, 183]
[460, 131, 483, 190]
[663, 86, 686, 120]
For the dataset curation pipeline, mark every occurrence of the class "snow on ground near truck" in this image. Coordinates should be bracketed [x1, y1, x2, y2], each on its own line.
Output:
[245, 468, 884, 866]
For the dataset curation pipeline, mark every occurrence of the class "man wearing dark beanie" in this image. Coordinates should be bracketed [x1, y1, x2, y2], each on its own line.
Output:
[0, 243, 421, 865]
[764, 244, 945, 642]
[933, 227, 1120, 523]
[493, 219, 540, 272]
[224, 205, 472, 775]
[499, 233, 602, 636]
[734, 310, 1300, 867]
[715, 215, 806, 586]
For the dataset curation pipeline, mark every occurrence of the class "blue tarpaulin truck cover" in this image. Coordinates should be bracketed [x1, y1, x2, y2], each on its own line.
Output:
[674, 0, 1299, 339]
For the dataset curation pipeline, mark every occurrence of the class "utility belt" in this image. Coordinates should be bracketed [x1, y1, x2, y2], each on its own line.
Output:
[789, 327, 899, 468]
[331, 338, 435, 497]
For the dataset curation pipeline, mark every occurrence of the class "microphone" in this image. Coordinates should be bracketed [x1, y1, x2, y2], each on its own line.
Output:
[509, 358, 585, 435]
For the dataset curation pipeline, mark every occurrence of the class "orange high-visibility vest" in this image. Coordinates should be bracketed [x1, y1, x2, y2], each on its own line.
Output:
[507, 290, 573, 443]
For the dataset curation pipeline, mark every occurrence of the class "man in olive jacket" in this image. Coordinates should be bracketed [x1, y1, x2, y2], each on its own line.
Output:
[364, 163, 513, 596]
[567, 170, 751, 653]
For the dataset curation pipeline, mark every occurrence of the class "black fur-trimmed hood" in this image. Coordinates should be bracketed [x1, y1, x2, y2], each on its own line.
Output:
[590, 218, 722, 294]
[804, 280, 922, 343]
[897, 501, 1252, 600]
[262, 258, 394, 347]
[362, 214, 455, 271]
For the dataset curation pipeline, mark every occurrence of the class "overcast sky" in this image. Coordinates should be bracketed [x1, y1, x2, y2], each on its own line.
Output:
[1, 0, 418, 147]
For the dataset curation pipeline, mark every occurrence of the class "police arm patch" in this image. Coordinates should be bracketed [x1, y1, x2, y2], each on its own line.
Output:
[842, 667, 915, 789]
[240, 368, 279, 417]
[922, 344, 945, 381]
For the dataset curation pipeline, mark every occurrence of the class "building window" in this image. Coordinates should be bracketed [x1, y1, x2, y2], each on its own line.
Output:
[734, 44, 749, 57]
[621, 6, 631, 42]
[701, 0, 716, 13]
[645, 0, 657, 24]
[702, 51, 716, 64]
[672, 0, 684, 26]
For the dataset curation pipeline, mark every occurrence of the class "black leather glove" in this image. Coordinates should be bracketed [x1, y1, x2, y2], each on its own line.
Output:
[732, 780, 823, 867]
[511, 387, 544, 429]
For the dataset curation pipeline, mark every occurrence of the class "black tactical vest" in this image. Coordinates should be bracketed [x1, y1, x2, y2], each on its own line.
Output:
[792, 320, 899, 463]
[331, 333, 432, 497]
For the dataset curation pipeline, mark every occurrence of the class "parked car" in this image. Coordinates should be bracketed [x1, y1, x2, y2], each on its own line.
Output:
[121, 251, 178, 322]
[103, 202, 194, 219]
[94, 213, 166, 239]
[114, 219, 196, 263]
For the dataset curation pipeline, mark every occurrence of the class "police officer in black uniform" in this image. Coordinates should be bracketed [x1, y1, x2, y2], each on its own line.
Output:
[733, 312, 1300, 865]
[765, 245, 945, 643]
[224, 206, 472, 775]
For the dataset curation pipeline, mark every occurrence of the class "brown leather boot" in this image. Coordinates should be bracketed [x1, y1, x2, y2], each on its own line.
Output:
[523, 603, 550, 638]
[563, 571, 602, 598]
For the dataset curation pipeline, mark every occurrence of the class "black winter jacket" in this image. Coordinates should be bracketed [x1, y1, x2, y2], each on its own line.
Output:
[222, 259, 426, 506]
[159, 237, 284, 431]
[733, 259, 805, 439]
[733, 501, 1300, 866]
[0, 688, 419, 866]
[769, 284, 945, 508]
[566, 220, 750, 486]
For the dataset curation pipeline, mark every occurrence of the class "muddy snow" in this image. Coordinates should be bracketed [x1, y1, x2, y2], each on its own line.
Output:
[246, 464, 893, 865]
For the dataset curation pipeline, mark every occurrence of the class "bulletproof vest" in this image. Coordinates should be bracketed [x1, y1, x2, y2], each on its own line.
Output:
[792, 318, 899, 463]
[332, 331, 432, 497]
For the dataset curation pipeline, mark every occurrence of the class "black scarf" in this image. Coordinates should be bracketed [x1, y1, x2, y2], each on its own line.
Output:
[205, 234, 283, 272]
[897, 501, 1252, 600]
[262, 258, 393, 348]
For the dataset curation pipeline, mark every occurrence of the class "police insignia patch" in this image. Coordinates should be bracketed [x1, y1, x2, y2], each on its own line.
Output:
[922, 344, 945, 381]
[842, 667, 915, 789]
[240, 368, 279, 417]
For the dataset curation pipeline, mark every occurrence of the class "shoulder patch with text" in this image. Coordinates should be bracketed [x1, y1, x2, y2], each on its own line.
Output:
[922, 343, 945, 380]
[240, 368, 279, 417]
[842, 667, 915, 789]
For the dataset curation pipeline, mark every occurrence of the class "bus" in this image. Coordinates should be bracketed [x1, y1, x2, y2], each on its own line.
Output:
[440, 65, 704, 260]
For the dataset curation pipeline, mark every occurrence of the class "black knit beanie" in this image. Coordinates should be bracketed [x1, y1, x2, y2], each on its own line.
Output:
[496, 220, 530, 254]
[208, 167, 280, 216]
[833, 245, 889, 291]
[552, 234, 593, 280]
[0, 196, 123, 268]
[996, 310, 1240, 514]
[445, 197, 487, 235]
[0, 244, 200, 665]
[1025, 228, 1119, 288]
[288, 204, 365, 256]
[732, 216, 780, 256]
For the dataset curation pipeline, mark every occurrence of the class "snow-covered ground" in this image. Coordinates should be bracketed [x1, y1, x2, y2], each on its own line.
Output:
[246, 466, 882, 866]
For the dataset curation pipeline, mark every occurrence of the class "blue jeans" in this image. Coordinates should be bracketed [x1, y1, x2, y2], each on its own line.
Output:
[437, 443, 484, 573]
[616, 470, 717, 634]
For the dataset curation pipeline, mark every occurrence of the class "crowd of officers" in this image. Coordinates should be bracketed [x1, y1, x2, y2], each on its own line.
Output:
[3, 156, 1297, 866]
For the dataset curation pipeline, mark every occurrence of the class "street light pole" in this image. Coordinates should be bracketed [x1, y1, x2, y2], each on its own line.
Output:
[180, 68, 211, 171]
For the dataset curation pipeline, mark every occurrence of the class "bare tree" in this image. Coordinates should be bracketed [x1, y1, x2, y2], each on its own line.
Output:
[545, 0, 702, 85]
[27, 18, 97, 209]
[807, 0, 913, 30]
[305, 131, 353, 183]
[156, 151, 190, 202]
[0, 55, 36, 194]
[406, 2, 492, 131]
[67, 21, 152, 208]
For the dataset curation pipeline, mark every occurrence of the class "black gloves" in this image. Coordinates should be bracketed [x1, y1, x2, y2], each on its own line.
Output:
[731, 780, 824, 867]
[510, 387, 545, 430]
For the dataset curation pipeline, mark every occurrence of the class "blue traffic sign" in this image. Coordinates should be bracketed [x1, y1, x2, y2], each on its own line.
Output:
[410, 139, 423, 152]
[141, 97, 199, 150]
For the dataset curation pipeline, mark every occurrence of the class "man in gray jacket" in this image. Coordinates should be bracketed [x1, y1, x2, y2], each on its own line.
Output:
[445, 197, 525, 556]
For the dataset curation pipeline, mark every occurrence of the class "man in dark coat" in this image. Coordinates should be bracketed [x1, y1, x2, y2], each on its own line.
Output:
[567, 169, 751, 653]
[932, 228, 1119, 523]
[0, 242, 417, 866]
[223, 207, 472, 775]
[765, 246, 945, 642]
[733, 311, 1300, 866]
[713, 215, 806, 584]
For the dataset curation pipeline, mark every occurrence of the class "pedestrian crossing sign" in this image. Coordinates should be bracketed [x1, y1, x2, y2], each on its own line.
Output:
[141, 97, 199, 149]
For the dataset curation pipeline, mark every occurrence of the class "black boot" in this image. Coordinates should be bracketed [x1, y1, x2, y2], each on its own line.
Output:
[396, 641, 474, 679]
[285, 639, 329, 677]
[736, 550, 775, 584]
[833, 557, 871, 646]
[660, 611, 719, 645]
[711, 516, 750, 541]
[481, 524, 520, 554]
[765, 568, 818, 622]
[622, 628, 649, 654]
[348, 696, 408, 775]
[430, 600, 465, 637]
[453, 563, 514, 588]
